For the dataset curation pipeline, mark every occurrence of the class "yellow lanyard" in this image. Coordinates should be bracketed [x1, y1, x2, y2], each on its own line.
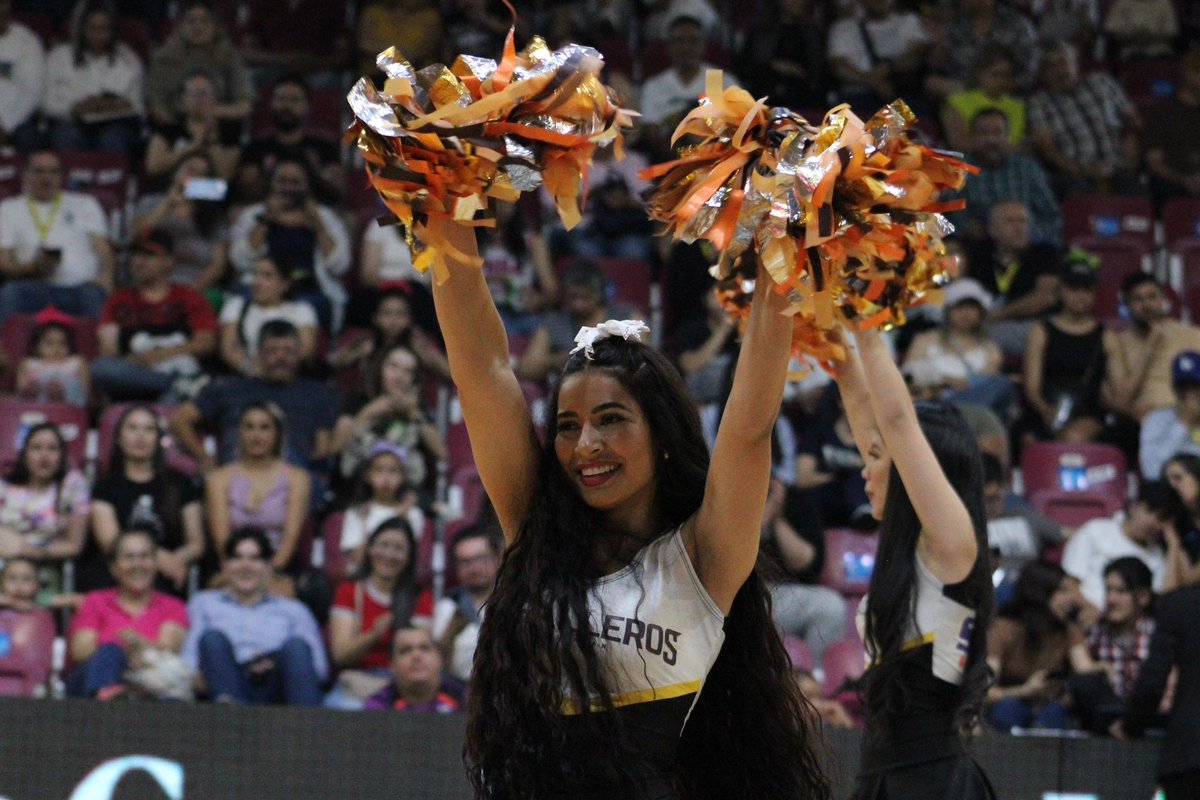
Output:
[27, 194, 62, 243]
[994, 258, 1021, 295]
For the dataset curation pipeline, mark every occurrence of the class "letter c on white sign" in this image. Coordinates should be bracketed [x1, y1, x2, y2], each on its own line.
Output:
[69, 755, 184, 800]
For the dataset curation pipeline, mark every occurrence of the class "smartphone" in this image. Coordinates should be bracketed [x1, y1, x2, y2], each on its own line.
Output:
[183, 177, 228, 202]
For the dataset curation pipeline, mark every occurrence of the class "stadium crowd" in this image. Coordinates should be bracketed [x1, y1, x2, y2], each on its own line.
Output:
[0, 0, 1196, 759]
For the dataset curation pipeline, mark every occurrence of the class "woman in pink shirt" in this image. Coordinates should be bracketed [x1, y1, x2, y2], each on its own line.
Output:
[66, 527, 189, 699]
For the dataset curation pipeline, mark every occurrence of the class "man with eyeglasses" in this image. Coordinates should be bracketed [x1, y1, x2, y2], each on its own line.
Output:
[0, 149, 115, 319]
[432, 524, 501, 680]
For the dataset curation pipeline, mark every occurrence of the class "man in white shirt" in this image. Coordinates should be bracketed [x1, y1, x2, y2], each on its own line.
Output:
[1061, 481, 1173, 610]
[638, 16, 737, 140]
[0, 149, 115, 319]
[432, 524, 501, 680]
[0, 0, 45, 151]
[827, 0, 928, 112]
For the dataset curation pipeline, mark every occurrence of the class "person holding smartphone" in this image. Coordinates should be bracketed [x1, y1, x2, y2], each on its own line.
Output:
[0, 149, 115, 320]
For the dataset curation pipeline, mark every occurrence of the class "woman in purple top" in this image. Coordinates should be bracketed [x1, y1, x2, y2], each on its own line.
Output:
[66, 527, 189, 698]
[205, 401, 310, 593]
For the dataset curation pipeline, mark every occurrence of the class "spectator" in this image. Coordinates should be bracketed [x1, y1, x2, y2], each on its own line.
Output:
[443, 0, 512, 60]
[986, 561, 1100, 731]
[183, 526, 328, 705]
[929, 0, 1039, 96]
[65, 527, 189, 700]
[0, 149, 114, 320]
[673, 286, 737, 408]
[792, 668, 855, 730]
[942, 46, 1026, 154]
[432, 524, 500, 681]
[15, 314, 90, 406]
[239, 0, 349, 89]
[130, 153, 231, 294]
[0, 557, 38, 609]
[219, 255, 318, 376]
[1143, 50, 1200, 209]
[1111, 582, 1200, 798]
[1071, 556, 1156, 734]
[1161, 453, 1200, 589]
[0, 423, 89, 598]
[364, 626, 465, 713]
[337, 443, 425, 576]
[1033, 0, 1102, 51]
[793, 387, 872, 529]
[204, 402, 312, 587]
[903, 278, 1016, 420]
[351, 224, 440, 336]
[83, 406, 205, 595]
[144, 71, 243, 190]
[638, 16, 736, 154]
[1140, 352, 1200, 478]
[1103, 0, 1178, 62]
[827, 0, 927, 115]
[1061, 481, 1172, 610]
[955, 109, 1061, 245]
[355, 0, 442, 79]
[759, 478, 847, 665]
[515, 259, 636, 385]
[235, 74, 344, 205]
[333, 343, 445, 486]
[1027, 40, 1141, 196]
[0, 0, 44, 152]
[331, 290, 450, 389]
[964, 200, 1061, 358]
[983, 452, 1063, 583]
[0, 557, 57, 698]
[171, 320, 339, 472]
[228, 157, 352, 331]
[1020, 254, 1122, 443]
[477, 200, 556, 338]
[144, 0, 252, 126]
[1111, 273, 1200, 421]
[40, 0, 143, 159]
[739, 0, 829, 112]
[552, 146, 653, 265]
[325, 517, 433, 710]
[92, 228, 217, 402]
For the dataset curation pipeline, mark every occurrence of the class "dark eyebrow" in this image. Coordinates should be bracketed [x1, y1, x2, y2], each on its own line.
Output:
[556, 401, 631, 420]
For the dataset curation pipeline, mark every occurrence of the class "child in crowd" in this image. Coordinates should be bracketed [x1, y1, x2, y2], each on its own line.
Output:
[219, 255, 318, 375]
[340, 444, 426, 576]
[0, 558, 57, 697]
[0, 558, 39, 610]
[16, 320, 90, 407]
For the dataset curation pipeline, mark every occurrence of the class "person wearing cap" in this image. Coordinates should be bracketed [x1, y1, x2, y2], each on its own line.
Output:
[91, 226, 217, 402]
[1111, 272, 1200, 421]
[515, 258, 638, 385]
[1144, 49, 1200, 209]
[1139, 351, 1200, 479]
[964, 199, 1062, 358]
[903, 277, 1015, 420]
[0, 149, 115, 320]
[1021, 252, 1124, 444]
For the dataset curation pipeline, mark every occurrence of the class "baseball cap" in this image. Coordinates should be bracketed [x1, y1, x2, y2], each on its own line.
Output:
[1060, 253, 1097, 288]
[1172, 351, 1200, 387]
[131, 227, 174, 256]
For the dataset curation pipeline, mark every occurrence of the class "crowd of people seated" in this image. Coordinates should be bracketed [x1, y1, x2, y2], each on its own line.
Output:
[0, 0, 1196, 750]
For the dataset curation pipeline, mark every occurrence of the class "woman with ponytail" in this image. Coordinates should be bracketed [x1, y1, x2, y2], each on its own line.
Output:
[431, 219, 829, 800]
[834, 327, 996, 800]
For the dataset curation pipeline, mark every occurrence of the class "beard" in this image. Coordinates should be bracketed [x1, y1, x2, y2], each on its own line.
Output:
[273, 112, 303, 132]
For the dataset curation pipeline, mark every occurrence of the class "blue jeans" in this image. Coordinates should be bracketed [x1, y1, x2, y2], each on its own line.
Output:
[91, 356, 176, 401]
[0, 280, 107, 320]
[65, 643, 127, 697]
[946, 374, 1018, 421]
[986, 696, 1072, 731]
[45, 119, 140, 161]
[197, 630, 322, 706]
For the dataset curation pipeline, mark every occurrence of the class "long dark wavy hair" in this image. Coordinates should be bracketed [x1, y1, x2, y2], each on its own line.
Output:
[464, 336, 829, 800]
[107, 405, 185, 549]
[862, 401, 993, 737]
[998, 560, 1069, 655]
[356, 516, 419, 627]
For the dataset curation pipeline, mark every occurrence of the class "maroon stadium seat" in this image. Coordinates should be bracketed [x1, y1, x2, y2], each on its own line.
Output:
[0, 607, 56, 697]
[1062, 194, 1154, 251]
[1020, 441, 1127, 511]
[819, 528, 878, 596]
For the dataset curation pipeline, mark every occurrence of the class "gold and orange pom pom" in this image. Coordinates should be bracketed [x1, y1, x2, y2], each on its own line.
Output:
[641, 71, 976, 363]
[346, 13, 634, 283]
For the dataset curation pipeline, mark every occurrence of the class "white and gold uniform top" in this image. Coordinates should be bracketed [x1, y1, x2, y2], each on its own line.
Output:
[563, 527, 726, 718]
[857, 553, 976, 685]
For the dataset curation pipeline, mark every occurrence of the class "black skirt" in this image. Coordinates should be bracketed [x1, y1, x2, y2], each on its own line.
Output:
[850, 753, 997, 800]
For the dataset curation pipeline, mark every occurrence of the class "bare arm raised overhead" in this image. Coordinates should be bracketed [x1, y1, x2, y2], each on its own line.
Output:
[430, 220, 540, 545]
[686, 264, 793, 613]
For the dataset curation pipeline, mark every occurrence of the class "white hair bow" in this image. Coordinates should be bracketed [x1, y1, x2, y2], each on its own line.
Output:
[570, 319, 651, 359]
